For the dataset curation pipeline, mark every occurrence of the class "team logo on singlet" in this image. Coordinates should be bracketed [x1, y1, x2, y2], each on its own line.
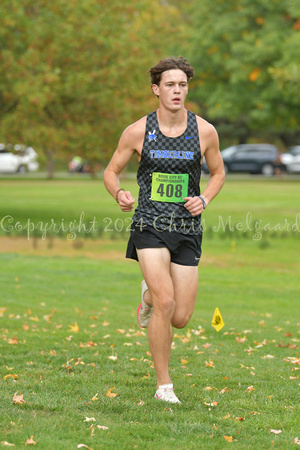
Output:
[148, 130, 157, 141]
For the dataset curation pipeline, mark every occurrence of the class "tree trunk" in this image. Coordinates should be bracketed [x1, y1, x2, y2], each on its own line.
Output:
[46, 150, 55, 179]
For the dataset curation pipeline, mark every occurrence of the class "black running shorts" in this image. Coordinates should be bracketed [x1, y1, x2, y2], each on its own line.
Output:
[126, 223, 202, 266]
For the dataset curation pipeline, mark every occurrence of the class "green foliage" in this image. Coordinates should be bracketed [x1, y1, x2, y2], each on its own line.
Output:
[0, 0, 180, 168]
[184, 0, 300, 145]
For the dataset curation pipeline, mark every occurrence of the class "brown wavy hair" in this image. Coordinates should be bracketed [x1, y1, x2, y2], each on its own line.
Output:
[149, 57, 195, 86]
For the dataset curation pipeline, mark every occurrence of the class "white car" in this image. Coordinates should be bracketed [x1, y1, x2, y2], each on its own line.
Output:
[281, 146, 300, 173]
[0, 144, 39, 173]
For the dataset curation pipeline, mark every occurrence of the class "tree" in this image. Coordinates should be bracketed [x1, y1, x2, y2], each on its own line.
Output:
[182, 0, 300, 147]
[0, 0, 181, 176]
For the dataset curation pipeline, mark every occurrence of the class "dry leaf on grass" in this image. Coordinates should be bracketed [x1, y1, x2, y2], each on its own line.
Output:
[220, 387, 230, 394]
[224, 436, 233, 442]
[106, 387, 117, 398]
[1, 442, 15, 447]
[269, 429, 282, 434]
[84, 417, 96, 422]
[77, 445, 93, 449]
[13, 393, 26, 404]
[4, 374, 18, 381]
[69, 322, 79, 333]
[205, 360, 214, 368]
[204, 401, 219, 407]
[97, 425, 109, 430]
[25, 436, 36, 446]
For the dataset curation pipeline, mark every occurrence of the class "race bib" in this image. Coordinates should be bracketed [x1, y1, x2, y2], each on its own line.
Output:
[151, 172, 189, 203]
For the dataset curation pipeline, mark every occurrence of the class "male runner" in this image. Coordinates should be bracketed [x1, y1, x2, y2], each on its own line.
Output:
[104, 57, 225, 404]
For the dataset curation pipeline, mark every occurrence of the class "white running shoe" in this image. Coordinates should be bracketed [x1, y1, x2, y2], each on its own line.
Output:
[155, 383, 181, 404]
[137, 280, 153, 328]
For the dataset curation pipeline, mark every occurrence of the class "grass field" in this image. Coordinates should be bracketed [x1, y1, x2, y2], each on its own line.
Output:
[0, 177, 299, 449]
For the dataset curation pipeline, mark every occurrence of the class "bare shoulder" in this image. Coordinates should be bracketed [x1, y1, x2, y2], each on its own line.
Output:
[195, 115, 219, 153]
[196, 115, 218, 140]
[120, 116, 147, 152]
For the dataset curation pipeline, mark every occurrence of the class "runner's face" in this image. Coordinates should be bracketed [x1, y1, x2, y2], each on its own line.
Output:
[152, 69, 189, 110]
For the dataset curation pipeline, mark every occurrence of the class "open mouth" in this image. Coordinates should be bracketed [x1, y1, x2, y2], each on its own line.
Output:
[172, 97, 180, 103]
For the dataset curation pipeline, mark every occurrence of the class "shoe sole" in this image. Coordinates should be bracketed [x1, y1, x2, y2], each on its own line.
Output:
[137, 280, 150, 328]
[137, 302, 143, 328]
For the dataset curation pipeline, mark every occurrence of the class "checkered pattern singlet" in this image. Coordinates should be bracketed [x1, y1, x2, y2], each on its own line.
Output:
[132, 110, 203, 234]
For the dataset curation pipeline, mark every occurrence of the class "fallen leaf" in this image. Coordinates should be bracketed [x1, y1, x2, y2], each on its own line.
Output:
[246, 385, 255, 393]
[294, 437, 300, 445]
[91, 393, 99, 401]
[84, 417, 96, 422]
[224, 436, 233, 442]
[69, 322, 79, 333]
[108, 355, 117, 361]
[204, 401, 219, 407]
[106, 387, 117, 398]
[102, 321, 110, 326]
[97, 425, 109, 430]
[13, 393, 26, 404]
[220, 387, 230, 394]
[4, 374, 18, 380]
[269, 429, 282, 435]
[181, 358, 189, 365]
[115, 329, 125, 334]
[25, 436, 36, 446]
[205, 360, 214, 368]
[202, 343, 211, 349]
[0, 307, 8, 317]
[77, 445, 93, 449]
[1, 442, 15, 447]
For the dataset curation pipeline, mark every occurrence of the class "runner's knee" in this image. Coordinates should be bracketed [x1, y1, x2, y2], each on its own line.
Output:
[152, 294, 175, 318]
[171, 310, 192, 329]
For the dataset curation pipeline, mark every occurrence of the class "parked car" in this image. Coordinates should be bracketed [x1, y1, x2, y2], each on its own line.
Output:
[219, 144, 284, 176]
[0, 144, 39, 173]
[281, 146, 300, 173]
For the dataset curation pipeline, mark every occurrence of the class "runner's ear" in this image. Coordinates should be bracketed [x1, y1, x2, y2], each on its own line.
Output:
[152, 84, 159, 96]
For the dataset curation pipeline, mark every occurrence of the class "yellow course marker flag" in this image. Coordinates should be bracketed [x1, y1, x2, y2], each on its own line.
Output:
[212, 307, 225, 332]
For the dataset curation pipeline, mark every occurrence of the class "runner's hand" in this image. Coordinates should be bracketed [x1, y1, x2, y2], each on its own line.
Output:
[118, 191, 135, 212]
[183, 196, 205, 216]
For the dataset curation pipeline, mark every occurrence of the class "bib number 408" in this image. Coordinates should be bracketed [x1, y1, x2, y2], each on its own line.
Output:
[157, 183, 182, 198]
[151, 172, 189, 202]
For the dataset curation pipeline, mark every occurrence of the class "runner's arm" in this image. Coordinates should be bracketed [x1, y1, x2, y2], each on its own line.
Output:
[104, 121, 145, 211]
[184, 122, 225, 216]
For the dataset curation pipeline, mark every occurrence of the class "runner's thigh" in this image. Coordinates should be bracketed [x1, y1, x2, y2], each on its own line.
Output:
[136, 248, 174, 302]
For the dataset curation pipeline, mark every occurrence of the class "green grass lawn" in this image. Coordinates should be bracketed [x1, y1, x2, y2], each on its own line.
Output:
[0, 177, 299, 449]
